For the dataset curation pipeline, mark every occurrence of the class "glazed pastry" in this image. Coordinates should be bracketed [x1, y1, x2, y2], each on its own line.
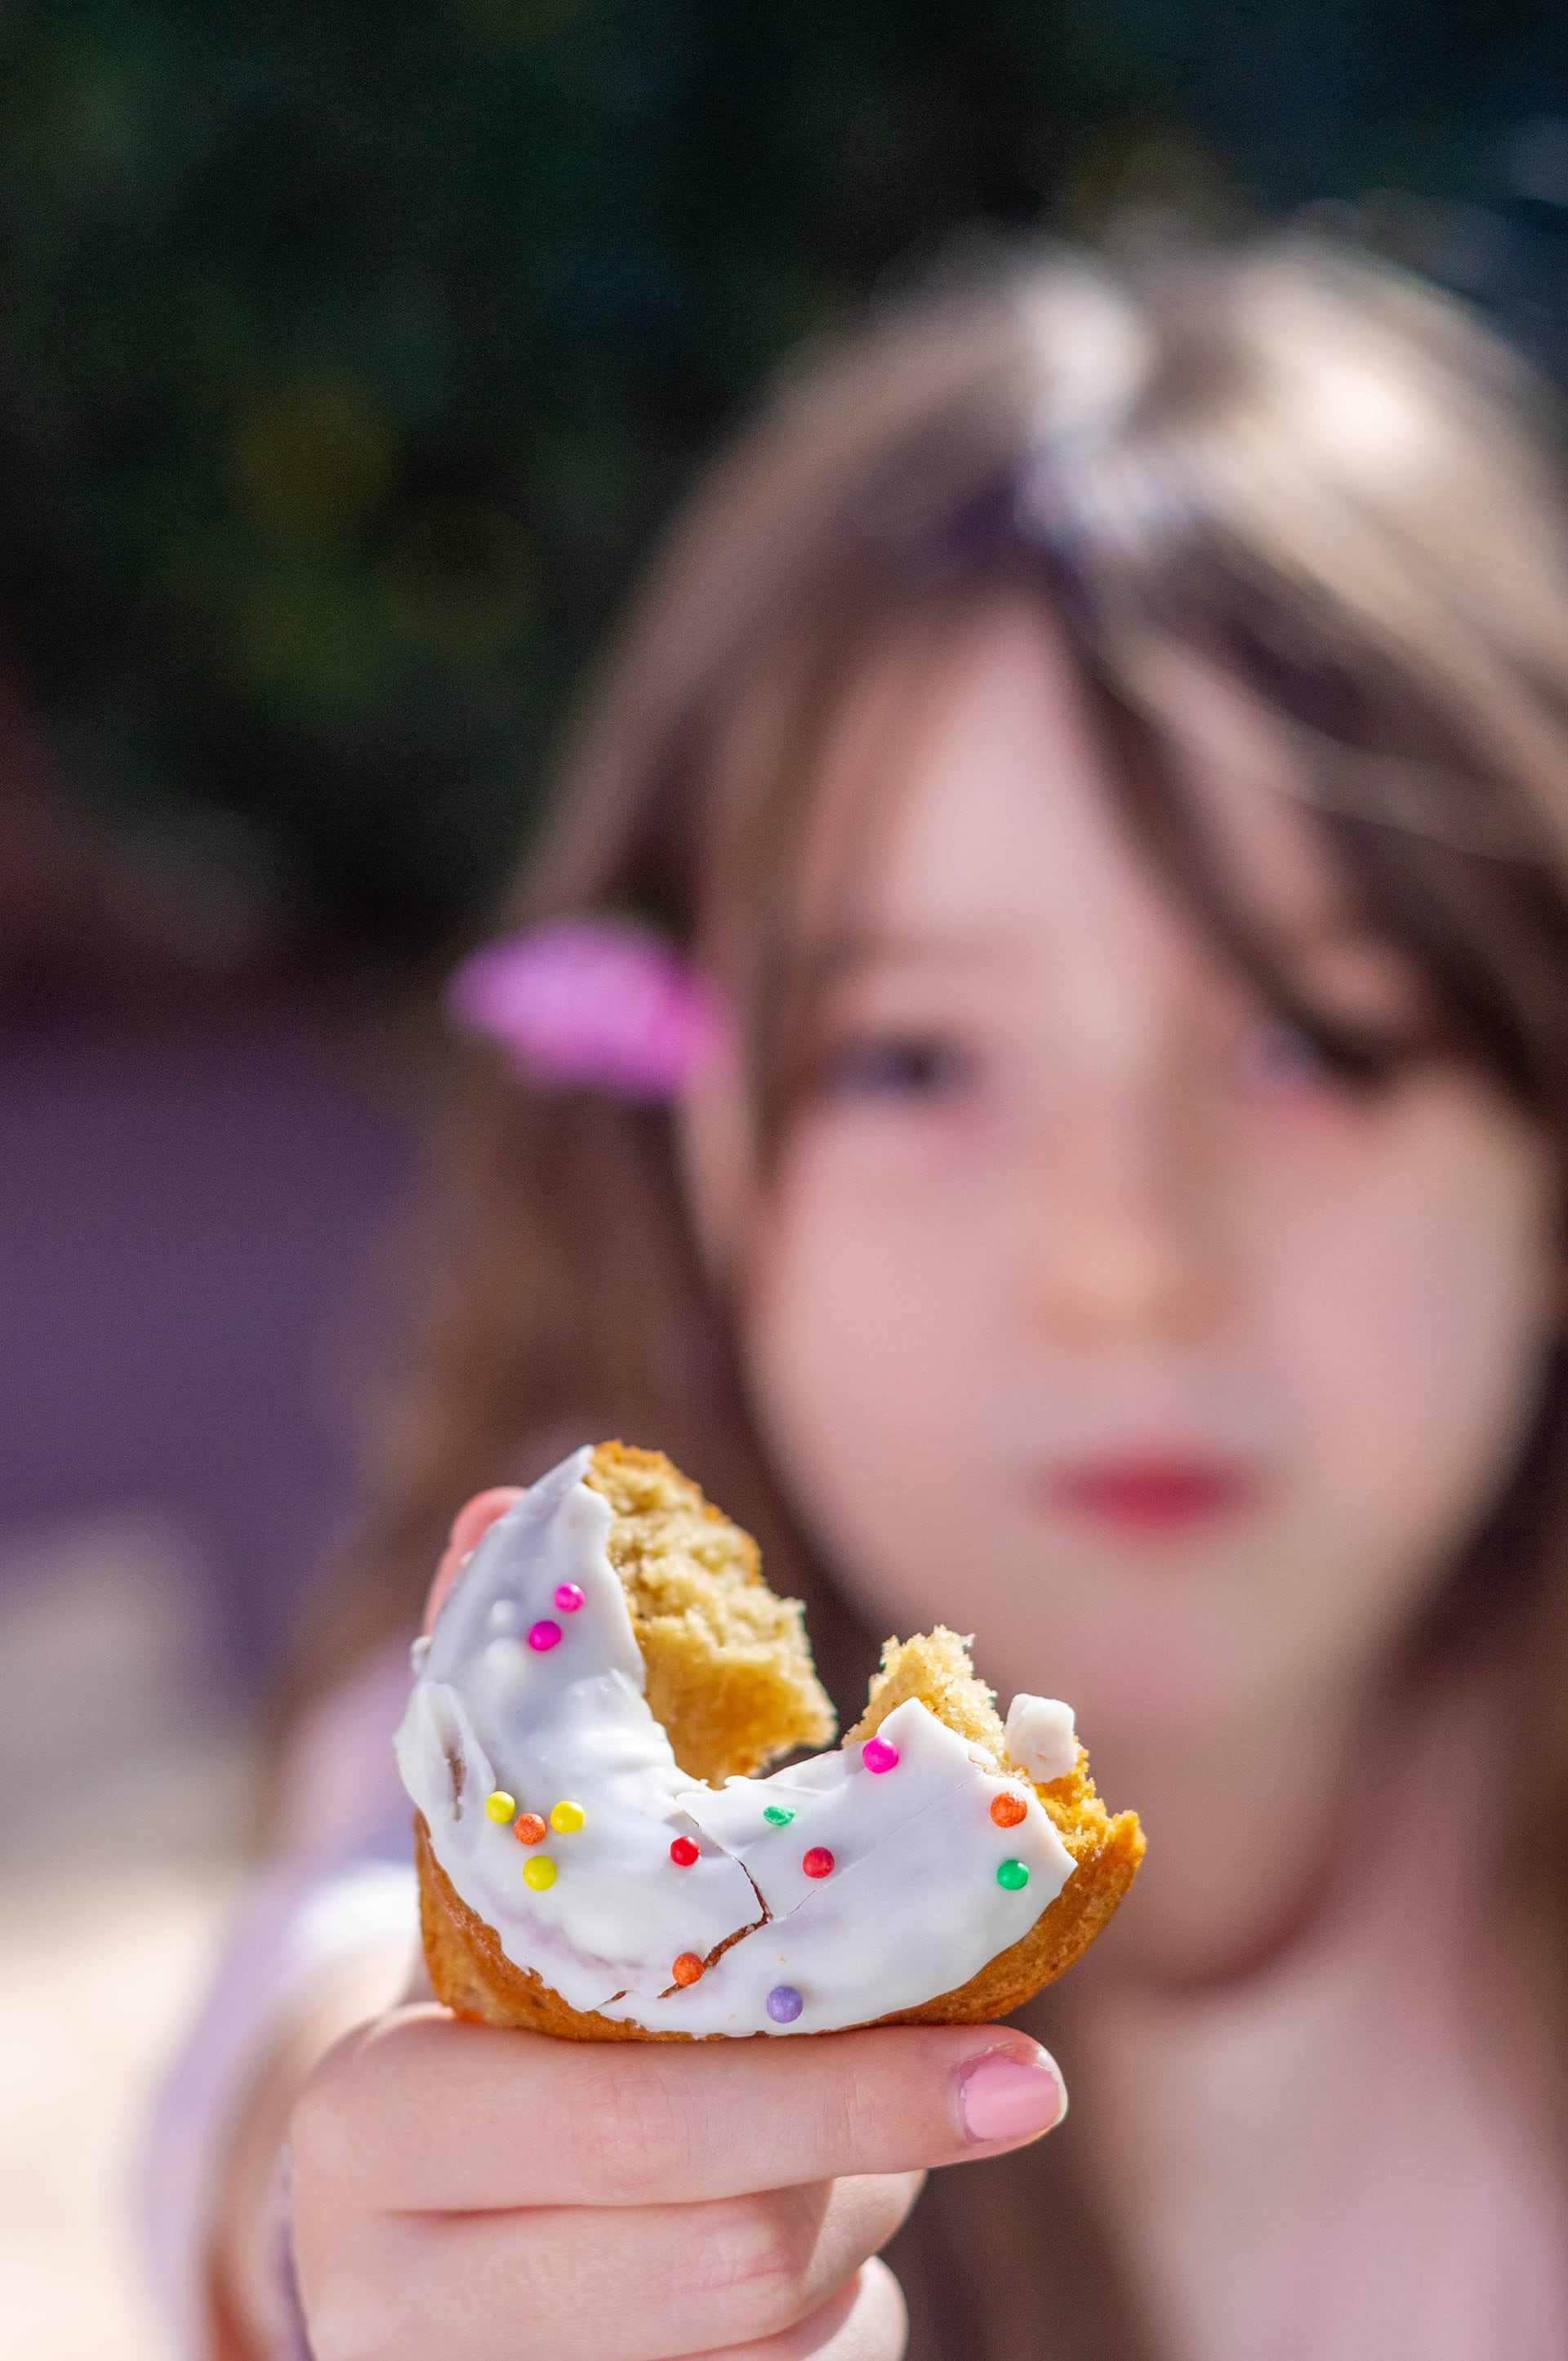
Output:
[397, 1443, 1143, 2038]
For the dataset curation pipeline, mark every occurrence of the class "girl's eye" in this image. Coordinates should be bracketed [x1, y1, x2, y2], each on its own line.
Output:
[821, 1033, 974, 1103]
[1233, 1018, 1330, 1100]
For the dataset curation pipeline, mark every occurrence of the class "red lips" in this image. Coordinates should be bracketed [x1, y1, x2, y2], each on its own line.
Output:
[1045, 1455, 1255, 1535]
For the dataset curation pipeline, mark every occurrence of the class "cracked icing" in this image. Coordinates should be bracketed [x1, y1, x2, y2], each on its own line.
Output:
[396, 1446, 1075, 2034]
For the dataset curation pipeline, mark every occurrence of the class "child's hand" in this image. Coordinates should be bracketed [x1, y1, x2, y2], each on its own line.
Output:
[285, 1481, 1063, 2356]
[288, 2002, 1066, 2359]
[421, 1485, 526, 1633]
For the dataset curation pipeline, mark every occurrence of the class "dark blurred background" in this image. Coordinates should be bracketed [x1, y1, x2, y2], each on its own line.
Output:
[3, 9, 1568, 2349]
[7, 0, 1568, 1676]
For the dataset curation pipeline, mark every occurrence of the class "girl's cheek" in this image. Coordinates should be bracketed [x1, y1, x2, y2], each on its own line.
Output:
[743, 1122, 1003, 1577]
[753, 1118, 998, 1410]
[1252, 1073, 1558, 1544]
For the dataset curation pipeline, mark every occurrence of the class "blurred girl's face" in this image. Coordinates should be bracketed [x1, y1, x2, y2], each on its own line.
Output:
[684, 599, 1560, 1744]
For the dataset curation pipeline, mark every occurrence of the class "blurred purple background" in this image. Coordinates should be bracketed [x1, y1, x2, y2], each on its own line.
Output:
[0, 986, 407, 1680]
[0, 731, 421, 2359]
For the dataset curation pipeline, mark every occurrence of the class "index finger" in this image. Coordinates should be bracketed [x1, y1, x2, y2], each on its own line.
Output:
[295, 2005, 1067, 2212]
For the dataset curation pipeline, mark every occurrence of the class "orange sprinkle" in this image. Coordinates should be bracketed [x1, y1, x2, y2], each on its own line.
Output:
[990, 1790, 1027, 1829]
[514, 1811, 548, 1845]
[671, 1951, 704, 1986]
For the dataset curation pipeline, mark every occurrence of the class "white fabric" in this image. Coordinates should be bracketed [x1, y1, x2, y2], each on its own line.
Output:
[136, 1646, 418, 2361]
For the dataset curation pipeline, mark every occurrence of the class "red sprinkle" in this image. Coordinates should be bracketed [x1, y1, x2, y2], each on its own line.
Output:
[990, 1791, 1027, 1829]
[513, 1812, 548, 1845]
[527, 1619, 563, 1651]
[801, 1846, 835, 1879]
[669, 1835, 700, 1867]
[671, 1951, 704, 1986]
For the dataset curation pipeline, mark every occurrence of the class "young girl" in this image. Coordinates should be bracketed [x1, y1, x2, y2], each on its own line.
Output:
[151, 229, 1568, 2359]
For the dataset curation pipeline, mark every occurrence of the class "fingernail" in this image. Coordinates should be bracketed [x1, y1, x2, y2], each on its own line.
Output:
[957, 2047, 1067, 2145]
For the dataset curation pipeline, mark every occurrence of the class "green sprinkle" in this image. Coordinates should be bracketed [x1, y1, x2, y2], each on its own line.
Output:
[996, 1859, 1030, 1891]
[763, 1804, 795, 1827]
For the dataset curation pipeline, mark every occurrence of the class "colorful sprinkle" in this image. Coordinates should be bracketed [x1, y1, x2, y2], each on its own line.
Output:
[996, 1858, 1030, 1891]
[802, 1846, 835, 1879]
[550, 1799, 586, 1833]
[669, 1835, 700, 1867]
[553, 1581, 586, 1613]
[861, 1735, 899, 1774]
[671, 1951, 704, 1985]
[767, 1984, 804, 2024]
[484, 1789, 517, 1823]
[990, 1790, 1027, 1829]
[514, 1812, 547, 1845]
[523, 1855, 558, 1891]
[762, 1804, 795, 1827]
[527, 1618, 563, 1651]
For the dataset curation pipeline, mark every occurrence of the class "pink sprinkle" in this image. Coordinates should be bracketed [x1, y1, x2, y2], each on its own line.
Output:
[553, 1582, 586, 1614]
[862, 1735, 899, 1774]
[527, 1619, 563, 1652]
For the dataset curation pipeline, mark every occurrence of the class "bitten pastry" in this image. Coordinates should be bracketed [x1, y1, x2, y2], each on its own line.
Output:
[397, 1442, 1143, 2038]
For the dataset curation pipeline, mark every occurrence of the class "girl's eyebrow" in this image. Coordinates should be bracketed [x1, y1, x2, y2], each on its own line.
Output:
[802, 928, 1013, 987]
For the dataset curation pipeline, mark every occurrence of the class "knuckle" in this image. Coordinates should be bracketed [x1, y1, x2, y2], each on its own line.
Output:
[296, 2232, 403, 2361]
[823, 2047, 905, 2167]
[298, 2298, 367, 2361]
[693, 2185, 826, 2336]
[559, 2052, 697, 2201]
[866, 2166, 927, 2244]
[303, 2298, 394, 2361]
[288, 2056, 358, 2194]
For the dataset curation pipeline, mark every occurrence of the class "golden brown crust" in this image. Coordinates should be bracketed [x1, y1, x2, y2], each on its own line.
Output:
[416, 1446, 1144, 2037]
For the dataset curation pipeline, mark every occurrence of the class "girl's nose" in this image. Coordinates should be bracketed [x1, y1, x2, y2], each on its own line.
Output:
[1018, 1084, 1232, 1349]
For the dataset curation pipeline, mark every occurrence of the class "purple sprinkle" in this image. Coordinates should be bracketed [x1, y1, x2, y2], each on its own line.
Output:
[766, 1984, 804, 2025]
[553, 1582, 586, 1614]
[862, 1735, 899, 1774]
[527, 1619, 564, 1652]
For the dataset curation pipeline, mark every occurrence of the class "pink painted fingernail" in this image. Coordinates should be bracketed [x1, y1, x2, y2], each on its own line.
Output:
[957, 2048, 1067, 2144]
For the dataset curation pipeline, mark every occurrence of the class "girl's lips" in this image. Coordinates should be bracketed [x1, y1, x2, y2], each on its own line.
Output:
[1041, 1454, 1259, 1536]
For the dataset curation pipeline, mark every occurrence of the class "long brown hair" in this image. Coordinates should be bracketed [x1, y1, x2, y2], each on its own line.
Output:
[313, 229, 1568, 2355]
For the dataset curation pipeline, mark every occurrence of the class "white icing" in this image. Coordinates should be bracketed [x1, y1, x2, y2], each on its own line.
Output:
[1004, 1694, 1078, 1784]
[396, 1447, 1076, 2034]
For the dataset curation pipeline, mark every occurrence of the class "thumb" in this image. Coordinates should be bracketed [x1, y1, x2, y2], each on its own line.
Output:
[421, 1487, 523, 1633]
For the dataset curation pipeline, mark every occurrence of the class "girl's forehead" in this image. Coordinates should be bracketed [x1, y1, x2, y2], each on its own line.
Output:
[794, 594, 1351, 972]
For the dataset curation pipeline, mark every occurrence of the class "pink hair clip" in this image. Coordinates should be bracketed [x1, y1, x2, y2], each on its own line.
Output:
[446, 915, 728, 1102]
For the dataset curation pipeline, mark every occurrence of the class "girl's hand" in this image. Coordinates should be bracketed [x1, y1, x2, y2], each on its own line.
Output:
[291, 1482, 1067, 2358]
[421, 1485, 526, 1634]
[289, 2002, 1067, 2359]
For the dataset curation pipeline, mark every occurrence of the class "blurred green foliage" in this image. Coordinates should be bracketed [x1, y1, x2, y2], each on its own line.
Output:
[1, 2, 1566, 941]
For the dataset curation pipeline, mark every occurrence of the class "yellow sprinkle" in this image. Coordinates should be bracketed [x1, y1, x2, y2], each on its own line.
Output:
[523, 1855, 557, 1891]
[550, 1799, 586, 1834]
[485, 1790, 517, 1823]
